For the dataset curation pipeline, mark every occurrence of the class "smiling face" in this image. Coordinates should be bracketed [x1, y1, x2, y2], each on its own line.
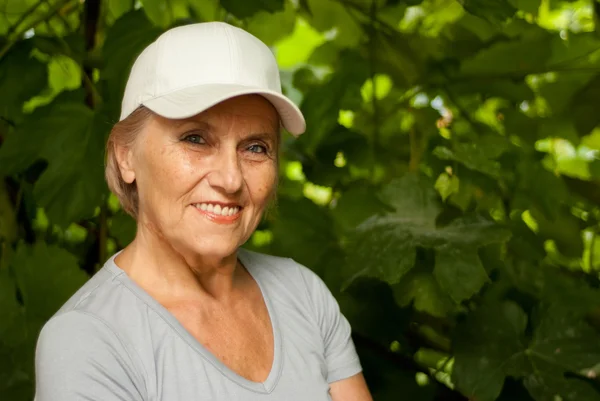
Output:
[117, 95, 279, 262]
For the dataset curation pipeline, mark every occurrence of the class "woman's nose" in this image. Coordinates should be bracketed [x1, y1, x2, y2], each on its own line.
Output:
[207, 149, 243, 194]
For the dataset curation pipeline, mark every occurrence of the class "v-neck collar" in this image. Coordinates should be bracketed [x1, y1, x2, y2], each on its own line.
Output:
[104, 248, 283, 394]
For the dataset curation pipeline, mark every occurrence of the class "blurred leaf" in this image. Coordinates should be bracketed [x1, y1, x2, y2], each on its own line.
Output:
[12, 242, 88, 320]
[102, 10, 162, 119]
[221, 0, 284, 18]
[509, 0, 541, 15]
[462, 0, 517, 23]
[110, 210, 137, 247]
[0, 40, 46, 121]
[270, 197, 336, 268]
[460, 35, 551, 77]
[569, 74, 600, 136]
[306, 0, 363, 48]
[140, 0, 189, 27]
[433, 143, 502, 178]
[435, 172, 460, 201]
[0, 101, 107, 226]
[246, 1, 296, 46]
[331, 185, 389, 230]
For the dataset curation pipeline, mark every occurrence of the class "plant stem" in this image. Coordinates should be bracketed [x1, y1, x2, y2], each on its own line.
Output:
[0, 0, 75, 60]
[4, 0, 46, 40]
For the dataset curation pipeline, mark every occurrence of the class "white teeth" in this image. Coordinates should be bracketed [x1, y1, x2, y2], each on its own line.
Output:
[195, 203, 240, 216]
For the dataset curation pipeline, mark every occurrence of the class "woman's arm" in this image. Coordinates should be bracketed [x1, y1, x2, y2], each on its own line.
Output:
[330, 373, 374, 401]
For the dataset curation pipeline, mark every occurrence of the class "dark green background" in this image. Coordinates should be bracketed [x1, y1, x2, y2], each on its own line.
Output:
[1, 0, 600, 400]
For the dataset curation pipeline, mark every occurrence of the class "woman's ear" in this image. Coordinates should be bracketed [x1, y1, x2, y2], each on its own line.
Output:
[114, 142, 136, 184]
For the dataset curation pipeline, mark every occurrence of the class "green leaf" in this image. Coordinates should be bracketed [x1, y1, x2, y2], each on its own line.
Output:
[509, 0, 541, 15]
[434, 245, 489, 303]
[435, 172, 459, 201]
[345, 221, 418, 285]
[523, 304, 600, 401]
[392, 266, 456, 318]
[110, 210, 137, 247]
[462, 0, 517, 23]
[245, 0, 296, 47]
[569, 74, 600, 136]
[453, 301, 600, 401]
[297, 52, 369, 154]
[221, 0, 285, 18]
[269, 197, 337, 269]
[331, 185, 389, 230]
[140, 0, 190, 28]
[344, 174, 510, 289]
[0, 40, 46, 121]
[460, 35, 552, 77]
[107, 0, 134, 22]
[453, 301, 528, 401]
[0, 102, 108, 226]
[306, 0, 363, 48]
[0, 269, 20, 339]
[12, 242, 88, 320]
[102, 10, 162, 119]
[433, 143, 502, 178]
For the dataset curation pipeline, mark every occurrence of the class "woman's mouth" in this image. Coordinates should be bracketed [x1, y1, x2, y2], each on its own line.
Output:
[192, 203, 242, 222]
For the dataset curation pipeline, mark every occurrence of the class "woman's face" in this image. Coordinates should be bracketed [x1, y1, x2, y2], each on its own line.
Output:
[122, 95, 279, 261]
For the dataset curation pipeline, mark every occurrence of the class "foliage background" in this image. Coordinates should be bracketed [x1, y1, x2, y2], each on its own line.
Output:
[1, 0, 600, 400]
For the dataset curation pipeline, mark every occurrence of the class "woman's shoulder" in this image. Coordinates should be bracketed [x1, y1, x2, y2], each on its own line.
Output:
[40, 255, 154, 349]
[239, 248, 330, 301]
[239, 248, 318, 281]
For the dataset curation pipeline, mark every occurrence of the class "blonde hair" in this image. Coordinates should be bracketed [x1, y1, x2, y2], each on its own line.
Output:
[105, 107, 154, 218]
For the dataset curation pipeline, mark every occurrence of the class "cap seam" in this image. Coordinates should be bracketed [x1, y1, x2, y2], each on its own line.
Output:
[153, 30, 171, 98]
[223, 25, 236, 83]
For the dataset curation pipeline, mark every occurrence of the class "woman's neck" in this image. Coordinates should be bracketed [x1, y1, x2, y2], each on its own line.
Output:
[114, 224, 242, 303]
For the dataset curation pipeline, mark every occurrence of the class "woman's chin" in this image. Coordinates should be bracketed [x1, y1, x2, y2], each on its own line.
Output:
[177, 237, 242, 262]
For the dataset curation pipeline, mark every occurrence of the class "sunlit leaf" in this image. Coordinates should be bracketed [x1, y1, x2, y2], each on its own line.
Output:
[246, 0, 296, 46]
[221, 0, 284, 18]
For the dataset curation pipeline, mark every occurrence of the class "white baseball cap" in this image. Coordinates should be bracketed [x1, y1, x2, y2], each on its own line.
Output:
[119, 22, 306, 136]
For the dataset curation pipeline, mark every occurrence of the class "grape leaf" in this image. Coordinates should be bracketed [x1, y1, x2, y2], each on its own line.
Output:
[434, 245, 490, 303]
[0, 40, 46, 121]
[11, 242, 88, 321]
[345, 174, 510, 291]
[453, 301, 600, 401]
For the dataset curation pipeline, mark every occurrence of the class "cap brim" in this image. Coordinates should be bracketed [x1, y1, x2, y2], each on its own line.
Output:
[142, 84, 306, 136]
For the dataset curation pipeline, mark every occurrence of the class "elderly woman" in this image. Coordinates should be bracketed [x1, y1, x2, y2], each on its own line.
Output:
[34, 22, 372, 401]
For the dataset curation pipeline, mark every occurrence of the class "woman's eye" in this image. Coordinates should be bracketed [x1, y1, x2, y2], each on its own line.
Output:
[183, 134, 205, 144]
[248, 144, 267, 154]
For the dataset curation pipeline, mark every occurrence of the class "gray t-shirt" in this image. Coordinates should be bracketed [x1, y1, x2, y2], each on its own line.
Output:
[34, 249, 362, 400]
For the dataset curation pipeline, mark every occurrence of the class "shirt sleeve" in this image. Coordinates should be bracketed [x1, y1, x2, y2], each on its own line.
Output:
[35, 310, 146, 401]
[299, 263, 362, 384]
